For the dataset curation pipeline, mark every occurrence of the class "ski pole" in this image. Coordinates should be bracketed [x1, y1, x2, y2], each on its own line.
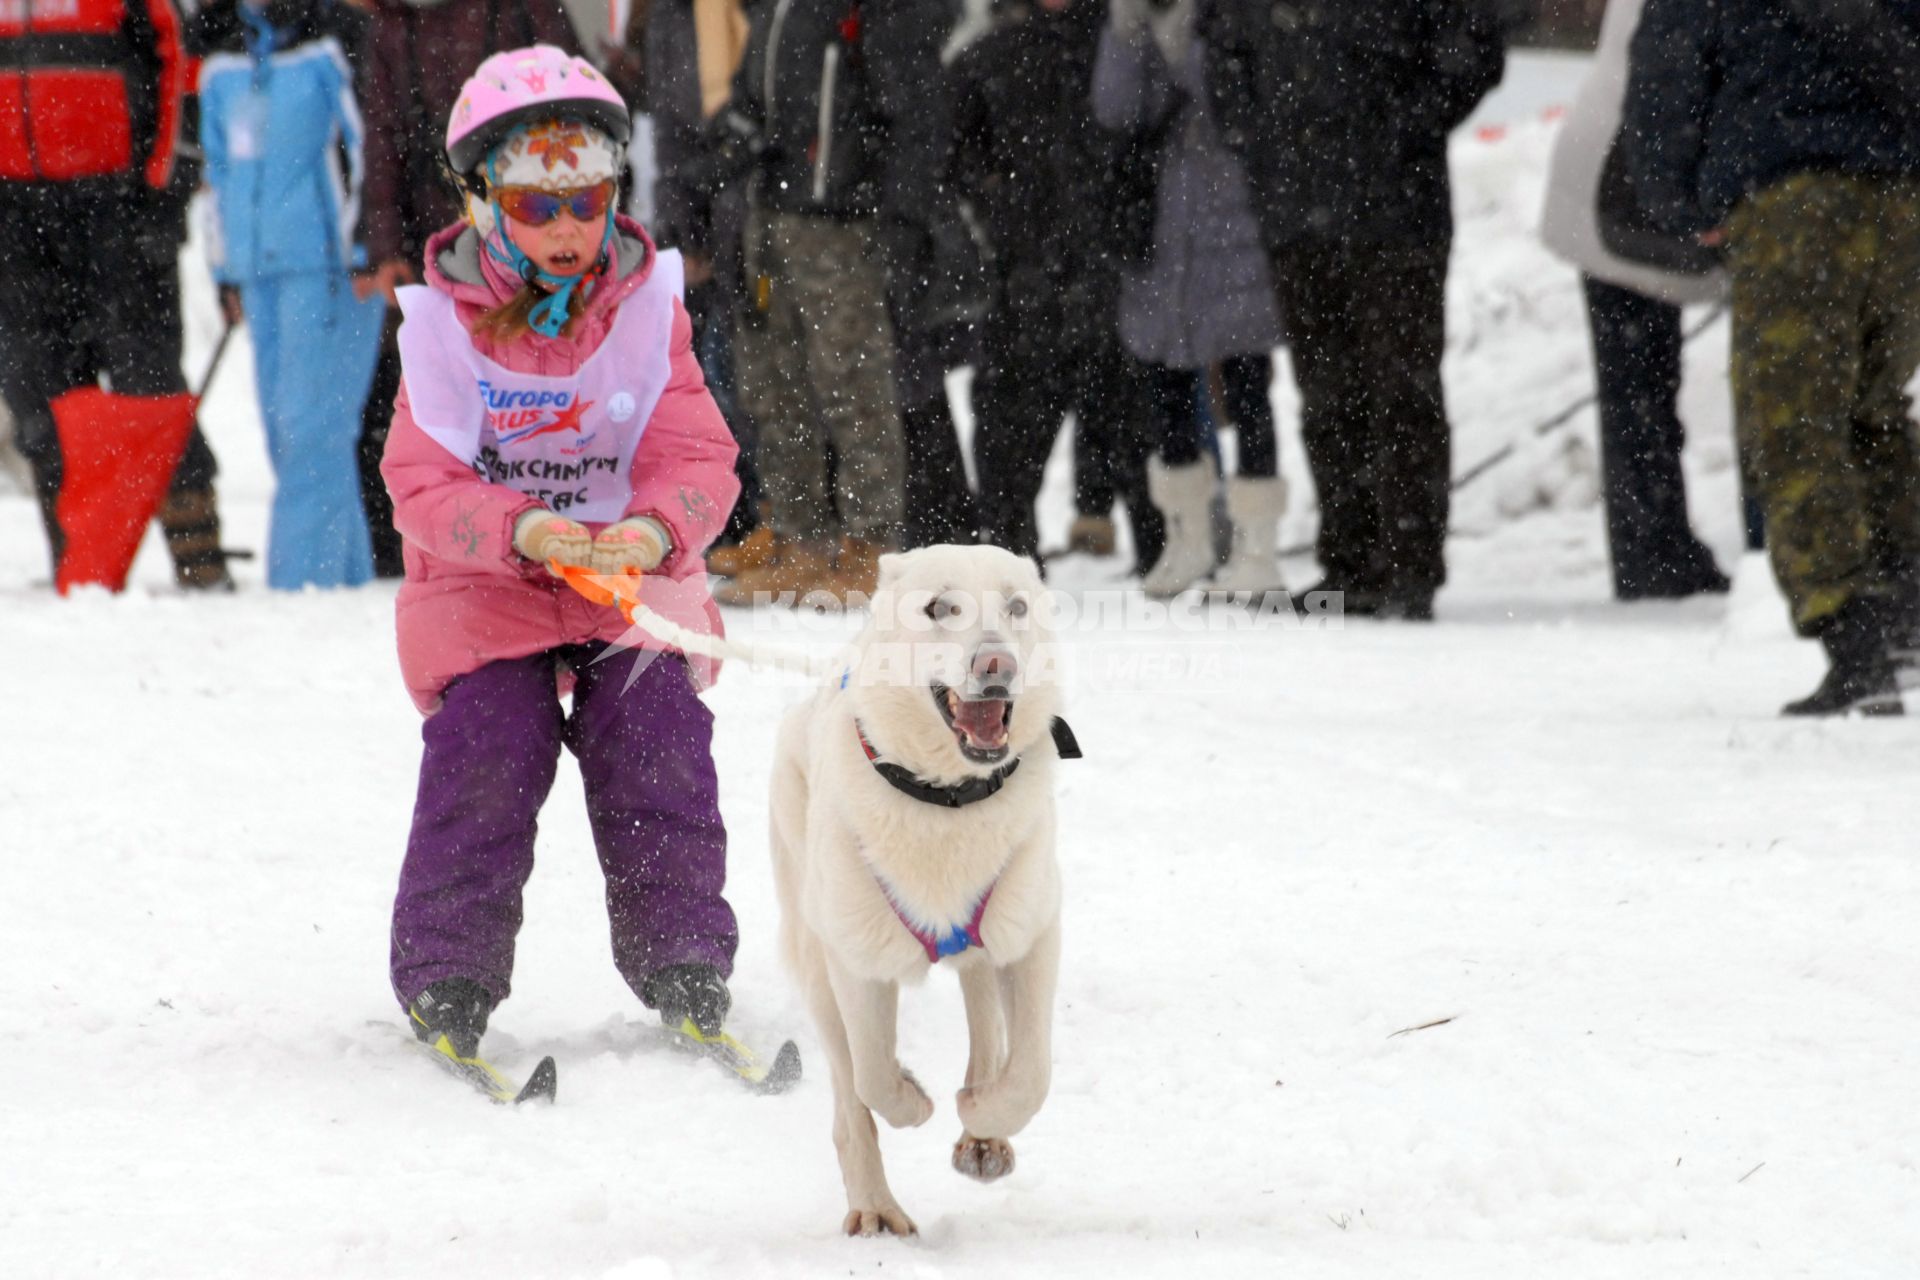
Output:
[194, 320, 238, 402]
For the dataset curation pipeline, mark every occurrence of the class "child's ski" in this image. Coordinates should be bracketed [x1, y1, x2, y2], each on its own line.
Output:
[658, 1017, 802, 1094]
[412, 1031, 558, 1105]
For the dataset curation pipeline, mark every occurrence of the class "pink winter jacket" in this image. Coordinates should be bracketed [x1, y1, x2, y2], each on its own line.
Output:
[381, 216, 740, 715]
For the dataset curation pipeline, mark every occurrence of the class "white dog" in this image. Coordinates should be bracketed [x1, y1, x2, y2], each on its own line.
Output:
[769, 544, 1078, 1236]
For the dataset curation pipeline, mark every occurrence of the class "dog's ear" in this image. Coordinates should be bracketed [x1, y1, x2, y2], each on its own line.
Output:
[877, 552, 908, 591]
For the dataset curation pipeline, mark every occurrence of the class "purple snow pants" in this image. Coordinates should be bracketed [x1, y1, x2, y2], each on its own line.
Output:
[389, 644, 737, 1010]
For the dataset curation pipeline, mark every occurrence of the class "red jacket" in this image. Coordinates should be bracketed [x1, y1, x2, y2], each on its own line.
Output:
[0, 0, 185, 187]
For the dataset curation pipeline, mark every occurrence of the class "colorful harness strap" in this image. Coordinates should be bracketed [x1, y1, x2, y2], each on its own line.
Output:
[840, 678, 1079, 961]
[876, 875, 996, 964]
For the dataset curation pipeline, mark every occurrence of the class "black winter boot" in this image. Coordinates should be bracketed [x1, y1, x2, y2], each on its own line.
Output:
[641, 964, 730, 1038]
[34, 483, 65, 577]
[1380, 582, 1437, 622]
[1617, 548, 1731, 600]
[1294, 576, 1387, 618]
[1782, 598, 1904, 717]
[1887, 562, 1920, 667]
[409, 978, 494, 1059]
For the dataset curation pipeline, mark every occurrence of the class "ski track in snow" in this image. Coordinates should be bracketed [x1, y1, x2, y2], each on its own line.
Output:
[5, 55, 1919, 1279]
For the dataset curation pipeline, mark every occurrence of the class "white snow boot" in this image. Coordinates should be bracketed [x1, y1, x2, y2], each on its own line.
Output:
[1142, 458, 1217, 597]
[1208, 475, 1288, 596]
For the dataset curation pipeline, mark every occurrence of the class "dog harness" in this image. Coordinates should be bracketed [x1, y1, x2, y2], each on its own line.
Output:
[875, 875, 996, 963]
[850, 713, 1082, 962]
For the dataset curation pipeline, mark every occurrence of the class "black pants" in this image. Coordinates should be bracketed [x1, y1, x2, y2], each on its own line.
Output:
[1583, 276, 1725, 597]
[0, 181, 217, 566]
[900, 400, 979, 549]
[1143, 353, 1277, 476]
[971, 301, 1159, 566]
[359, 312, 407, 577]
[890, 306, 978, 550]
[1276, 237, 1451, 595]
[687, 280, 768, 547]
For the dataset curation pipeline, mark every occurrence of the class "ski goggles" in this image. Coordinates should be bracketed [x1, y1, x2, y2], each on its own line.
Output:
[492, 180, 618, 227]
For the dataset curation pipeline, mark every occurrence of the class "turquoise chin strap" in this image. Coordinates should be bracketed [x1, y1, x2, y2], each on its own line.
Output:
[480, 149, 617, 339]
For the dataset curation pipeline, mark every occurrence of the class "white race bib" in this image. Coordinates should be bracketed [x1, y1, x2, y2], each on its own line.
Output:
[396, 251, 684, 522]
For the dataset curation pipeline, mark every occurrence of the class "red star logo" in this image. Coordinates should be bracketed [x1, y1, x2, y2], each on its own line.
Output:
[513, 397, 594, 444]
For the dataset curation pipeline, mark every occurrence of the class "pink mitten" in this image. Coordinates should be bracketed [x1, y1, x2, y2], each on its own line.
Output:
[513, 511, 593, 569]
[590, 518, 670, 576]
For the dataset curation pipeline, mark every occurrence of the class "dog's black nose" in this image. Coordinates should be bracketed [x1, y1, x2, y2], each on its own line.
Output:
[970, 647, 1019, 698]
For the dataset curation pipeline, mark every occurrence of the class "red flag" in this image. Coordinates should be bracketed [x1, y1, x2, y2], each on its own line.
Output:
[51, 387, 196, 594]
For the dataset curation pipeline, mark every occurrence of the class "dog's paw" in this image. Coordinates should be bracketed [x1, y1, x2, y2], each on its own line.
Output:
[842, 1203, 918, 1238]
[867, 1067, 934, 1130]
[952, 1133, 1016, 1182]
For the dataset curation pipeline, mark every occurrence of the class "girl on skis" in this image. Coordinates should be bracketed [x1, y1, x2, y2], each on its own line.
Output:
[381, 45, 741, 1059]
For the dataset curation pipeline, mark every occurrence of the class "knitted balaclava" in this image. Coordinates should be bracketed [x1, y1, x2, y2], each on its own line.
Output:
[469, 120, 623, 337]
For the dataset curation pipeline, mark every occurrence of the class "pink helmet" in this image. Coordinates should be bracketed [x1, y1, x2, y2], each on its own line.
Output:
[445, 45, 631, 180]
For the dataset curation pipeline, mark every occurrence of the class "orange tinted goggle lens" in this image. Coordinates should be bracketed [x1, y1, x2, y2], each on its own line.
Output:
[494, 181, 617, 226]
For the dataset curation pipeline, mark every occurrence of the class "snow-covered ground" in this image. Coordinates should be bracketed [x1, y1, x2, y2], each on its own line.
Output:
[6, 54, 1918, 1279]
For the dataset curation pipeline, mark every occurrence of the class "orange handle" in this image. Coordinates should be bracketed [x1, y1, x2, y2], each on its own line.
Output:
[549, 561, 645, 619]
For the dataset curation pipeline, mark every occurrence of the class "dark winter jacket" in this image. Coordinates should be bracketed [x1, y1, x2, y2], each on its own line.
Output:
[947, 0, 1121, 316]
[187, 0, 364, 57]
[1092, 9, 1280, 368]
[1198, 0, 1507, 250]
[1624, 0, 1920, 238]
[356, 0, 582, 270]
[717, 0, 946, 226]
[619, 0, 749, 293]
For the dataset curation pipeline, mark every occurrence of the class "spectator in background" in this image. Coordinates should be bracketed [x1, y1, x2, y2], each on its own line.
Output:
[883, 3, 985, 553]
[1539, 0, 1730, 602]
[887, 186, 986, 552]
[604, 0, 771, 568]
[706, 0, 919, 607]
[1626, 0, 1920, 715]
[197, 0, 387, 589]
[0, 0, 237, 590]
[950, 0, 1156, 569]
[1202, 0, 1507, 620]
[352, 0, 582, 576]
[1094, 0, 1286, 600]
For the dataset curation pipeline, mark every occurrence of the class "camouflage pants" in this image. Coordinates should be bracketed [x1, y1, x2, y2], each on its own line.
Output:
[736, 209, 905, 546]
[1727, 172, 1920, 635]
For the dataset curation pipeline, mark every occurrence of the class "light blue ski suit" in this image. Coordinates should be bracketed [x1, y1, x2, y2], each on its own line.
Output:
[202, 25, 384, 589]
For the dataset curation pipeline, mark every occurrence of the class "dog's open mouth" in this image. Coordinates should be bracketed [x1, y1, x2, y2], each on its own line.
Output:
[934, 685, 1012, 764]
